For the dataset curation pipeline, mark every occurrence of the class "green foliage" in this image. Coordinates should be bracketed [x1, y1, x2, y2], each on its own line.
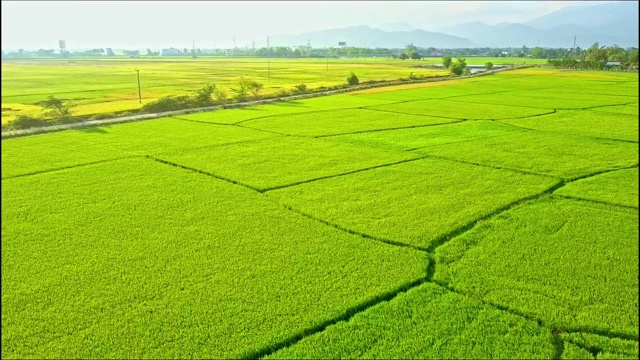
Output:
[268, 158, 558, 248]
[398, 53, 409, 60]
[346, 72, 359, 86]
[269, 283, 555, 359]
[442, 56, 452, 68]
[1, 158, 426, 358]
[193, 83, 216, 106]
[556, 168, 638, 208]
[484, 61, 494, 70]
[293, 83, 308, 94]
[232, 77, 264, 101]
[7, 115, 49, 130]
[140, 95, 194, 113]
[435, 196, 639, 336]
[422, 131, 639, 180]
[449, 58, 467, 75]
[38, 95, 72, 123]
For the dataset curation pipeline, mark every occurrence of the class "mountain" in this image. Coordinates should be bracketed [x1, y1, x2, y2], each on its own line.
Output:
[526, 1, 638, 30]
[265, 25, 476, 49]
[375, 22, 416, 32]
[434, 2, 638, 48]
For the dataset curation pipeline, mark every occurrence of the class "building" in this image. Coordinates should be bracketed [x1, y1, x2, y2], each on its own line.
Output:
[606, 61, 621, 67]
[161, 48, 182, 56]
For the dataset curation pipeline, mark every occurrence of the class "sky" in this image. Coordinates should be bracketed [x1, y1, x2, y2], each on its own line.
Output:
[1, 1, 617, 50]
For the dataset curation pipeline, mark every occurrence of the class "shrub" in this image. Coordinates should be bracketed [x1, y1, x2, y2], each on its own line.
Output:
[346, 72, 359, 86]
[442, 56, 452, 68]
[8, 115, 49, 130]
[214, 88, 229, 104]
[140, 96, 194, 113]
[232, 77, 264, 101]
[449, 58, 468, 76]
[193, 83, 216, 106]
[38, 96, 72, 124]
[293, 84, 308, 94]
[484, 62, 494, 70]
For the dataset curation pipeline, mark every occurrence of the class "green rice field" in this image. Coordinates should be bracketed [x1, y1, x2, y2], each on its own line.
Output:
[2, 67, 638, 358]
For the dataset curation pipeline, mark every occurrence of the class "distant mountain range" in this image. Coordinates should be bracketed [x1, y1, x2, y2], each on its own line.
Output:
[262, 1, 638, 49]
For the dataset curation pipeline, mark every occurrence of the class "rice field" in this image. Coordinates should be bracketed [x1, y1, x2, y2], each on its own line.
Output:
[2, 67, 638, 359]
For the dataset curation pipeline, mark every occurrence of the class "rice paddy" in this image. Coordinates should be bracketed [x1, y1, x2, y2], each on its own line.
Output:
[2, 67, 638, 358]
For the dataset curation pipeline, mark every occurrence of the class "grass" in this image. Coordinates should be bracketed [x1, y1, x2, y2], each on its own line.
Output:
[499, 109, 639, 142]
[1, 158, 427, 359]
[434, 196, 639, 336]
[268, 283, 555, 359]
[267, 158, 559, 249]
[241, 108, 460, 137]
[448, 93, 632, 109]
[420, 131, 639, 180]
[152, 136, 419, 191]
[327, 120, 527, 152]
[555, 168, 639, 208]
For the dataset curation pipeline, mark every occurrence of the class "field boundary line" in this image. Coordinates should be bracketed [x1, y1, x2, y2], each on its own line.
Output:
[419, 153, 561, 179]
[1, 156, 140, 180]
[243, 276, 429, 360]
[261, 156, 426, 192]
[1, 66, 535, 139]
[403, 130, 532, 152]
[552, 194, 639, 210]
[313, 120, 466, 138]
[144, 155, 263, 192]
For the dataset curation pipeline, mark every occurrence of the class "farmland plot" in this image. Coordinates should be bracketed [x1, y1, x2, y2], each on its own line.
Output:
[434, 197, 639, 336]
[0, 118, 275, 178]
[152, 136, 419, 191]
[267, 158, 559, 249]
[421, 131, 639, 180]
[555, 168, 639, 208]
[1, 158, 427, 358]
[241, 108, 459, 137]
[591, 104, 639, 116]
[449, 93, 631, 109]
[328, 120, 526, 152]
[561, 333, 639, 360]
[365, 98, 553, 120]
[499, 110, 639, 142]
[268, 283, 555, 359]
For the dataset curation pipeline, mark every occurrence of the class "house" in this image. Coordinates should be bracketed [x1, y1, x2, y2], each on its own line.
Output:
[430, 50, 443, 56]
[161, 48, 182, 56]
[606, 61, 621, 66]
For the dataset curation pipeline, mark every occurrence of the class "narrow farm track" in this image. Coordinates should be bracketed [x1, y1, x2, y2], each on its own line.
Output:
[138, 149, 638, 359]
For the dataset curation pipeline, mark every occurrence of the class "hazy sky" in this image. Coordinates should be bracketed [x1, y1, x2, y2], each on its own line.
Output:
[1, 1, 616, 50]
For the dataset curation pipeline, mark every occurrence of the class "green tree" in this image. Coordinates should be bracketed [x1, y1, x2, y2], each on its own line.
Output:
[404, 44, 418, 56]
[531, 47, 544, 59]
[39, 96, 72, 123]
[233, 77, 263, 101]
[442, 56, 452, 68]
[193, 83, 216, 106]
[399, 53, 409, 60]
[346, 72, 359, 85]
[484, 61, 494, 70]
[449, 58, 467, 76]
[410, 51, 422, 60]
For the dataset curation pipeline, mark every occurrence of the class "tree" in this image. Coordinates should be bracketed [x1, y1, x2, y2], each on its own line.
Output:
[232, 77, 263, 101]
[399, 53, 409, 60]
[292, 48, 302, 58]
[484, 61, 494, 70]
[531, 47, 544, 59]
[442, 56, 452, 68]
[193, 83, 216, 106]
[146, 49, 154, 56]
[449, 58, 467, 76]
[410, 51, 422, 60]
[39, 96, 72, 123]
[346, 72, 359, 86]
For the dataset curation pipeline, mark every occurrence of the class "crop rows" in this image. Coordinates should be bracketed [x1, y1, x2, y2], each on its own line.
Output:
[2, 68, 638, 358]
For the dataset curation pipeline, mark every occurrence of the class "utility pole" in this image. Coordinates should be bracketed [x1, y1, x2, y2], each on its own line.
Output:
[573, 36, 577, 51]
[136, 69, 141, 104]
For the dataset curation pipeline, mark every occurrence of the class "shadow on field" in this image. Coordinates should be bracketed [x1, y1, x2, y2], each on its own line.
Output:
[78, 126, 110, 134]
